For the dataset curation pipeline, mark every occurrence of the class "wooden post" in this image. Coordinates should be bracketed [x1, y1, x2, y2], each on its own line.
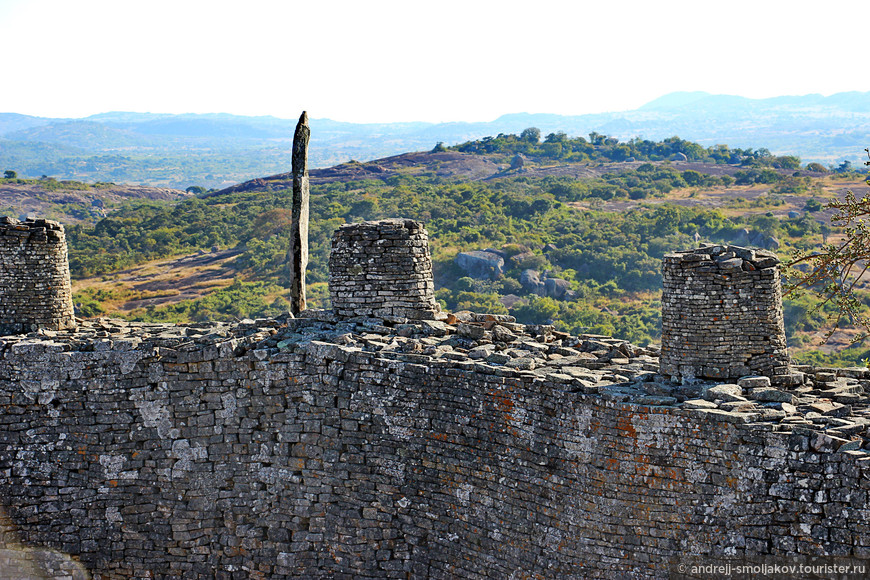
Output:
[289, 111, 310, 315]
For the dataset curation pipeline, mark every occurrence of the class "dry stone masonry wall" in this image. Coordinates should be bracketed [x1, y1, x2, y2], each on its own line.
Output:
[0, 217, 75, 336]
[3, 222, 870, 579]
[660, 244, 790, 382]
[2, 313, 870, 579]
[328, 219, 440, 320]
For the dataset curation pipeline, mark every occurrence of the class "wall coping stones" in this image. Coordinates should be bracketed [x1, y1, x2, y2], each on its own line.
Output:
[2, 311, 868, 452]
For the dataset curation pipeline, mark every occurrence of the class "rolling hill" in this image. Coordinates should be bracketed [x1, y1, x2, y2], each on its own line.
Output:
[3, 91, 870, 188]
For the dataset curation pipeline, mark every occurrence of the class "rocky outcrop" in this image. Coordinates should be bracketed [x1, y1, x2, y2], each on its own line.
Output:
[455, 250, 505, 279]
[509, 251, 536, 268]
[544, 277, 574, 299]
[520, 269, 544, 295]
[731, 227, 779, 250]
[520, 269, 576, 300]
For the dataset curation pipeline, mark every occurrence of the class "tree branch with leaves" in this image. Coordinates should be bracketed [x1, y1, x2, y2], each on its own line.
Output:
[784, 149, 870, 341]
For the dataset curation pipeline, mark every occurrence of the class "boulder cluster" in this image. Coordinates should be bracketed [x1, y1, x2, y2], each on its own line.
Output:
[519, 269, 575, 299]
[731, 227, 780, 251]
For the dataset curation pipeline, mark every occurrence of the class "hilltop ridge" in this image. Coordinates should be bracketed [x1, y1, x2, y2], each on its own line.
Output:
[4, 90, 870, 187]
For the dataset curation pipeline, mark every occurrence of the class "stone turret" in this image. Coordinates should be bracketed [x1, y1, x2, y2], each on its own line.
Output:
[0, 217, 76, 335]
[328, 219, 440, 320]
[659, 244, 789, 381]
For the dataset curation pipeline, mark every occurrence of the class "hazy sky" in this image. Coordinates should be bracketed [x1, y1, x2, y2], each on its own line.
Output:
[0, 0, 865, 123]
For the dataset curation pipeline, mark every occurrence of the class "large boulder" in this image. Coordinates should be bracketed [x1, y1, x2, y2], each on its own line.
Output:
[748, 230, 765, 247]
[455, 250, 505, 279]
[732, 228, 751, 245]
[544, 278, 574, 300]
[520, 269, 545, 295]
[731, 228, 778, 250]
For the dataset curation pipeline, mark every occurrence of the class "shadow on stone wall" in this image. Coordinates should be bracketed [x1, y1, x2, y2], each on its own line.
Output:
[0, 508, 90, 580]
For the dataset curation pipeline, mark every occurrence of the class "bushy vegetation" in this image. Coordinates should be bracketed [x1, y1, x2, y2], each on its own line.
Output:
[449, 131, 804, 172]
[66, 133, 848, 352]
[0, 175, 117, 191]
[130, 279, 288, 323]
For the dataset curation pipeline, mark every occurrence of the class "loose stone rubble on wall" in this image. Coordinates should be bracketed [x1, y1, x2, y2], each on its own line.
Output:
[660, 244, 791, 381]
[1, 311, 870, 579]
[0, 217, 75, 335]
[328, 219, 440, 320]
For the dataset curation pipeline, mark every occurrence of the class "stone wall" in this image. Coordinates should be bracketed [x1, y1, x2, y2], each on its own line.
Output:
[0, 217, 75, 335]
[660, 244, 790, 381]
[2, 225, 869, 578]
[328, 219, 440, 320]
[1, 314, 870, 579]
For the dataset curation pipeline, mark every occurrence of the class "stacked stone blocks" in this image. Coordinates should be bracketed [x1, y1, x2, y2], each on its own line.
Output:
[0, 217, 75, 335]
[660, 244, 789, 381]
[328, 219, 440, 320]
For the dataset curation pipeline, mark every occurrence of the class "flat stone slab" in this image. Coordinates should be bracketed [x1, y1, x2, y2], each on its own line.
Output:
[750, 387, 795, 404]
[703, 384, 744, 402]
[738, 376, 771, 389]
[683, 399, 718, 410]
[807, 400, 852, 418]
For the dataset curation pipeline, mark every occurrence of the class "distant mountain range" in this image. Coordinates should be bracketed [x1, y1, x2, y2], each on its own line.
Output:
[2, 91, 870, 188]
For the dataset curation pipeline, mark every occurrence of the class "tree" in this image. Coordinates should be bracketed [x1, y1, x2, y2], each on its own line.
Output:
[836, 160, 853, 173]
[803, 198, 823, 212]
[786, 150, 870, 340]
[186, 185, 207, 195]
[544, 131, 568, 144]
[3, 170, 16, 179]
[520, 127, 541, 144]
[530, 198, 553, 215]
[681, 170, 704, 186]
[588, 132, 606, 146]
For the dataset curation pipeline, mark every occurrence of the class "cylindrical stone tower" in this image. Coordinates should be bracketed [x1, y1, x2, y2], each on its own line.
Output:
[659, 244, 789, 381]
[0, 217, 76, 335]
[328, 219, 440, 320]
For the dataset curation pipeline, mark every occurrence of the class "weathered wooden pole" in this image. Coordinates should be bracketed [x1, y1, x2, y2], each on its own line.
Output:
[288, 111, 310, 315]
